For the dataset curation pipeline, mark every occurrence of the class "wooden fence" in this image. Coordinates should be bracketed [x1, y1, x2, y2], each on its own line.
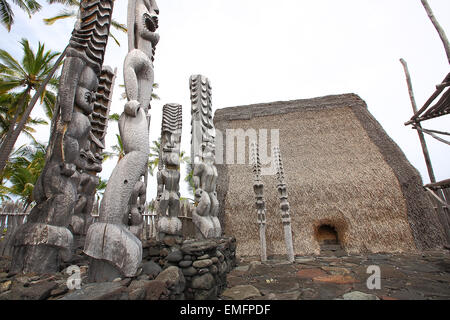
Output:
[0, 199, 196, 256]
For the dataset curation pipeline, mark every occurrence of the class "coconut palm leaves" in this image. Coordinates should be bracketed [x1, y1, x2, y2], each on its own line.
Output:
[0, 92, 48, 144]
[43, 0, 126, 46]
[102, 133, 124, 163]
[0, 0, 42, 31]
[1, 141, 46, 209]
[0, 38, 61, 174]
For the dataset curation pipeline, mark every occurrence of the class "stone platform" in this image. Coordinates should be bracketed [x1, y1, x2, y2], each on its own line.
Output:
[1, 247, 449, 300]
[222, 249, 450, 300]
[0, 237, 237, 300]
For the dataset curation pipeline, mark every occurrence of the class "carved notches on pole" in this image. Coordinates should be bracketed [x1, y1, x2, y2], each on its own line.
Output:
[161, 103, 183, 136]
[274, 146, 291, 225]
[157, 103, 183, 238]
[190, 74, 214, 162]
[273, 146, 294, 262]
[69, 0, 114, 74]
[251, 142, 266, 227]
[189, 75, 221, 239]
[251, 142, 267, 262]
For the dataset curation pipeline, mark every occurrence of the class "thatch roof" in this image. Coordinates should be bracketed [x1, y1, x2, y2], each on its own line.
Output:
[214, 94, 446, 257]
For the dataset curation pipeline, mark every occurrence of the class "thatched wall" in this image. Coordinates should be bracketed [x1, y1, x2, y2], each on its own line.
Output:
[214, 94, 446, 257]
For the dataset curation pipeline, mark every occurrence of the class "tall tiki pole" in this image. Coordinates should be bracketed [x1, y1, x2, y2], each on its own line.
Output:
[273, 146, 295, 263]
[9, 0, 115, 274]
[251, 142, 267, 262]
[189, 74, 221, 239]
[84, 0, 160, 282]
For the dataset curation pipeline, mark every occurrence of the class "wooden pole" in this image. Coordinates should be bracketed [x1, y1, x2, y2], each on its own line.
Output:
[420, 0, 450, 64]
[400, 58, 437, 183]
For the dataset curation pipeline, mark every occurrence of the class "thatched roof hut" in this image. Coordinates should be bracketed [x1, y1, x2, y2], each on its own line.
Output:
[213, 93, 446, 257]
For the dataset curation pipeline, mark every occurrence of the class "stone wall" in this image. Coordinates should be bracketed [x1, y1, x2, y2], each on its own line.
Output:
[142, 236, 236, 299]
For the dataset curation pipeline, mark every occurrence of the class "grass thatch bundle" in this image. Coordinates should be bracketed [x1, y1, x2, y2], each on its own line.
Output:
[214, 94, 446, 257]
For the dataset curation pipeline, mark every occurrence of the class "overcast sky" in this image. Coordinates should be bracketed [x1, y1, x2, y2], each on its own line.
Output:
[1, 0, 449, 200]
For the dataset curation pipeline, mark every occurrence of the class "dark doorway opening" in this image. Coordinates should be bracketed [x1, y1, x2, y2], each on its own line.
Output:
[317, 224, 339, 245]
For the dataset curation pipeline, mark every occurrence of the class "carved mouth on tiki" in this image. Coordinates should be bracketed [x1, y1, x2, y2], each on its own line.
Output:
[144, 13, 158, 33]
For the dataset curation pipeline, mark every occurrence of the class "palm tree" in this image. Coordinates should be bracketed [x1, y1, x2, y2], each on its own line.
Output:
[0, 92, 48, 144]
[0, 38, 61, 174]
[43, 0, 127, 46]
[148, 138, 161, 176]
[0, 0, 42, 31]
[2, 141, 46, 210]
[184, 161, 195, 198]
[102, 133, 124, 163]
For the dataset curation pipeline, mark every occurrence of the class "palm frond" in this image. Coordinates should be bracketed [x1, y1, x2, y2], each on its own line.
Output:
[0, 0, 13, 31]
[43, 9, 76, 25]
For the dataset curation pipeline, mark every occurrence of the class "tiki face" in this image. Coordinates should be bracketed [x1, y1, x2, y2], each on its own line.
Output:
[162, 130, 181, 167]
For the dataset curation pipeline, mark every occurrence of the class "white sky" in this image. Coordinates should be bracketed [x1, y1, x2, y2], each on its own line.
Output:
[1, 0, 449, 201]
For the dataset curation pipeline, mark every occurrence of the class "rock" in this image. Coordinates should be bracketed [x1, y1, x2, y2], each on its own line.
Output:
[211, 257, 219, 264]
[181, 240, 217, 255]
[198, 254, 210, 260]
[163, 236, 177, 247]
[195, 287, 218, 300]
[321, 266, 350, 275]
[148, 246, 160, 256]
[155, 266, 185, 295]
[191, 273, 215, 290]
[182, 267, 197, 277]
[193, 259, 213, 268]
[379, 295, 399, 300]
[178, 260, 192, 268]
[342, 291, 380, 300]
[167, 250, 183, 263]
[198, 268, 209, 275]
[216, 251, 224, 262]
[50, 286, 68, 297]
[129, 288, 146, 300]
[247, 261, 261, 273]
[262, 291, 301, 300]
[113, 277, 122, 282]
[160, 248, 169, 257]
[142, 260, 162, 279]
[9, 281, 58, 300]
[0, 280, 11, 293]
[183, 255, 192, 261]
[0, 272, 8, 279]
[313, 274, 358, 284]
[144, 280, 169, 300]
[60, 282, 127, 300]
[209, 265, 218, 274]
[295, 257, 315, 263]
[222, 285, 261, 300]
[234, 265, 249, 272]
[297, 268, 327, 279]
[129, 279, 151, 291]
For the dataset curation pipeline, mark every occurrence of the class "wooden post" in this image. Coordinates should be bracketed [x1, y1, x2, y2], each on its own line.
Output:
[400, 58, 437, 183]
[273, 146, 295, 263]
[421, 0, 450, 64]
[250, 142, 267, 262]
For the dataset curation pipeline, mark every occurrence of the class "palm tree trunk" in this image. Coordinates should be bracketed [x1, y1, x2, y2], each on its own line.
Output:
[0, 47, 67, 175]
[0, 86, 32, 170]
